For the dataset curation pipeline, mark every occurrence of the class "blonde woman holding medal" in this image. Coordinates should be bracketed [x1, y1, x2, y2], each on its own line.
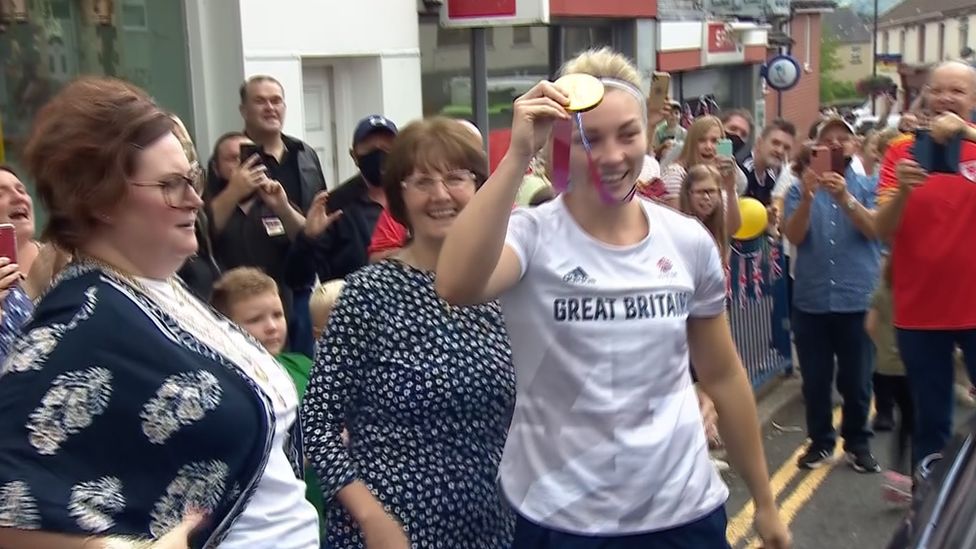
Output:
[436, 48, 791, 549]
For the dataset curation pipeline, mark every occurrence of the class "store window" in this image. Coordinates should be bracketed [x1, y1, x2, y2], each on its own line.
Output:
[0, 0, 194, 227]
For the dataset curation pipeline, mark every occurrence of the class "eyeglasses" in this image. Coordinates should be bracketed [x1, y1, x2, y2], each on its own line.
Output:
[402, 169, 476, 194]
[130, 164, 204, 207]
[692, 188, 721, 197]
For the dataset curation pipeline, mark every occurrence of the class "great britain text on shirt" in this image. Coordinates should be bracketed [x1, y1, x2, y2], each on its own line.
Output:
[553, 291, 692, 322]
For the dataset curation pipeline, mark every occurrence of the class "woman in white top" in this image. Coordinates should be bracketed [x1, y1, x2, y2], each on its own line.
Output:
[661, 115, 746, 236]
[436, 48, 791, 549]
[0, 77, 318, 549]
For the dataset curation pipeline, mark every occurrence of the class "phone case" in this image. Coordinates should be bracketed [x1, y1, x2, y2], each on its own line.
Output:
[810, 147, 831, 176]
[913, 130, 962, 173]
[716, 139, 734, 157]
[830, 147, 847, 174]
[239, 144, 262, 164]
[0, 224, 17, 263]
[648, 73, 670, 110]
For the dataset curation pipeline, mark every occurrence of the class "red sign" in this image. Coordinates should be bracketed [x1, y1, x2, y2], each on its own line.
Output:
[447, 0, 517, 18]
[707, 23, 738, 54]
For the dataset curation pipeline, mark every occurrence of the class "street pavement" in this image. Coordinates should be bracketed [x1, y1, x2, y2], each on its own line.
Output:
[723, 378, 976, 549]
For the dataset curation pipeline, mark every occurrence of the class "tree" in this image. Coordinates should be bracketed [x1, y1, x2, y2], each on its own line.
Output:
[820, 36, 860, 103]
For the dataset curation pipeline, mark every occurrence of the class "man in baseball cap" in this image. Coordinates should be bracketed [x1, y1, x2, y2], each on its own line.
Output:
[291, 114, 399, 283]
[783, 111, 882, 474]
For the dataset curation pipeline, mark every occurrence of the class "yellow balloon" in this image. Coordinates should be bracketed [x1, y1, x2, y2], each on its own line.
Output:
[733, 197, 768, 240]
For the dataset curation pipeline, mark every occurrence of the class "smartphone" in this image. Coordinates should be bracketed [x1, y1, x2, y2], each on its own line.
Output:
[829, 147, 847, 174]
[239, 143, 263, 165]
[716, 138, 734, 158]
[912, 129, 961, 173]
[0, 224, 17, 264]
[810, 146, 831, 176]
[648, 72, 671, 112]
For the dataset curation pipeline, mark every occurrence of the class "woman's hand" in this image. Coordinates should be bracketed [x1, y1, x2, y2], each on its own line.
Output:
[149, 510, 207, 548]
[0, 257, 22, 304]
[508, 81, 571, 162]
[755, 504, 793, 549]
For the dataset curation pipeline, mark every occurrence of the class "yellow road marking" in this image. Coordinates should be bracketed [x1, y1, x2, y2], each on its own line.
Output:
[744, 445, 844, 548]
[726, 406, 842, 546]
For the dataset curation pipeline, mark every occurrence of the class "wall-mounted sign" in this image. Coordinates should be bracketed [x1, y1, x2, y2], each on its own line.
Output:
[442, 0, 548, 27]
[762, 54, 801, 92]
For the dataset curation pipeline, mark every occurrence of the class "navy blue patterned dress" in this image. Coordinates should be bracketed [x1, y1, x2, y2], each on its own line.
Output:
[302, 260, 516, 548]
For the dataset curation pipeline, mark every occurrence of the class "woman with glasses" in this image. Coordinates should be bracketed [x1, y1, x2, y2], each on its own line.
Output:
[302, 117, 516, 548]
[0, 78, 320, 548]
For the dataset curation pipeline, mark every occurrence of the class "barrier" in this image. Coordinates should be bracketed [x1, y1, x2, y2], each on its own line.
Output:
[728, 237, 793, 389]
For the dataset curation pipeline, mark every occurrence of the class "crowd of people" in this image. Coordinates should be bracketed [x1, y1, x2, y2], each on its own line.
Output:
[0, 44, 972, 549]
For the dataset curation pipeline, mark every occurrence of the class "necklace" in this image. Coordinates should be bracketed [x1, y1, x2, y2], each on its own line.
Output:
[79, 256, 290, 408]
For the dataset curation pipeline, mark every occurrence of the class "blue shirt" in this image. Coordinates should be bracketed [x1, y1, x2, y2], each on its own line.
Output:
[0, 285, 33, 363]
[785, 168, 881, 313]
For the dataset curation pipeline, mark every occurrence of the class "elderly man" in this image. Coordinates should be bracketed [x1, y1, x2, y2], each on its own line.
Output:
[875, 60, 976, 468]
[784, 117, 882, 474]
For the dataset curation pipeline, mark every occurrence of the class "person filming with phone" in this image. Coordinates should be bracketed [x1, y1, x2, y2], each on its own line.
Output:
[875, 60, 976, 470]
[783, 117, 882, 474]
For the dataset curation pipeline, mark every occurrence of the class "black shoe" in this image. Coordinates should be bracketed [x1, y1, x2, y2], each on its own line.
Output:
[846, 448, 882, 474]
[798, 445, 834, 469]
[873, 414, 895, 432]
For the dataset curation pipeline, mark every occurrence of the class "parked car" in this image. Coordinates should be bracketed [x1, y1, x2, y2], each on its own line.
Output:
[888, 414, 976, 548]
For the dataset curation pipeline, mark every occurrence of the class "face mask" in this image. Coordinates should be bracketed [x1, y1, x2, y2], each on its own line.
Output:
[356, 149, 387, 187]
[729, 134, 747, 156]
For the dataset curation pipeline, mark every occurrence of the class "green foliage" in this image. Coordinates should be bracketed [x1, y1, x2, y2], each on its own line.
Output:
[819, 36, 861, 103]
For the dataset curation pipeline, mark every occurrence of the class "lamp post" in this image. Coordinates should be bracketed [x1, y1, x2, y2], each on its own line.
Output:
[872, 0, 879, 114]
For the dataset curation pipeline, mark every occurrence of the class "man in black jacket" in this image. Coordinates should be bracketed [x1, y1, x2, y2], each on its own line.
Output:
[288, 114, 398, 282]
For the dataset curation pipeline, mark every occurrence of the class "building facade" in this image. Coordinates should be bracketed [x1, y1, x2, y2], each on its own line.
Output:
[2, 0, 834, 203]
[875, 0, 976, 107]
[823, 6, 873, 84]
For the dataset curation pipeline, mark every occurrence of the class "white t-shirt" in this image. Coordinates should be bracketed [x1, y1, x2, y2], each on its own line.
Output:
[138, 278, 319, 549]
[639, 154, 661, 183]
[498, 196, 729, 535]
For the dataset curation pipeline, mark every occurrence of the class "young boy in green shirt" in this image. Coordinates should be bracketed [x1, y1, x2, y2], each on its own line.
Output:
[211, 267, 325, 520]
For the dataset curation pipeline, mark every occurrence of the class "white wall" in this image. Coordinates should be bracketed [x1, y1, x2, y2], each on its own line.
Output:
[185, 0, 246, 155]
[659, 22, 702, 51]
[878, 14, 976, 66]
[186, 0, 423, 179]
[238, 0, 419, 56]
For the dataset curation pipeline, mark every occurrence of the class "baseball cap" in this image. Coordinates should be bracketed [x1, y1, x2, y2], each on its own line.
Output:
[815, 116, 855, 141]
[352, 115, 397, 146]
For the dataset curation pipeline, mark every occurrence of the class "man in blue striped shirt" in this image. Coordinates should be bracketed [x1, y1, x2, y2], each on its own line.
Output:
[783, 117, 882, 474]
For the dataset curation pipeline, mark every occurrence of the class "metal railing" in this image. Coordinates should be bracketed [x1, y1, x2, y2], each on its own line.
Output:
[728, 238, 793, 389]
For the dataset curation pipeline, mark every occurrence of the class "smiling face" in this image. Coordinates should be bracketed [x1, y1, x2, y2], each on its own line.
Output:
[400, 168, 477, 243]
[240, 79, 286, 136]
[569, 88, 647, 202]
[0, 170, 34, 242]
[756, 129, 794, 171]
[926, 62, 976, 119]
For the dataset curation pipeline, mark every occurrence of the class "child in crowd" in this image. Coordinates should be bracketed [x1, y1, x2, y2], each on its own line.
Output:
[865, 255, 913, 504]
[211, 267, 327, 520]
[680, 164, 730, 472]
[679, 164, 728, 264]
[309, 278, 346, 341]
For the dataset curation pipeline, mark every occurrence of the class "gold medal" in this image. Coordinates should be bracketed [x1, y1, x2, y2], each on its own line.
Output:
[554, 73, 605, 112]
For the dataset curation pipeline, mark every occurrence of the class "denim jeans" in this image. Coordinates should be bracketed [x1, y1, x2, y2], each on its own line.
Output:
[792, 310, 873, 451]
[895, 328, 976, 468]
